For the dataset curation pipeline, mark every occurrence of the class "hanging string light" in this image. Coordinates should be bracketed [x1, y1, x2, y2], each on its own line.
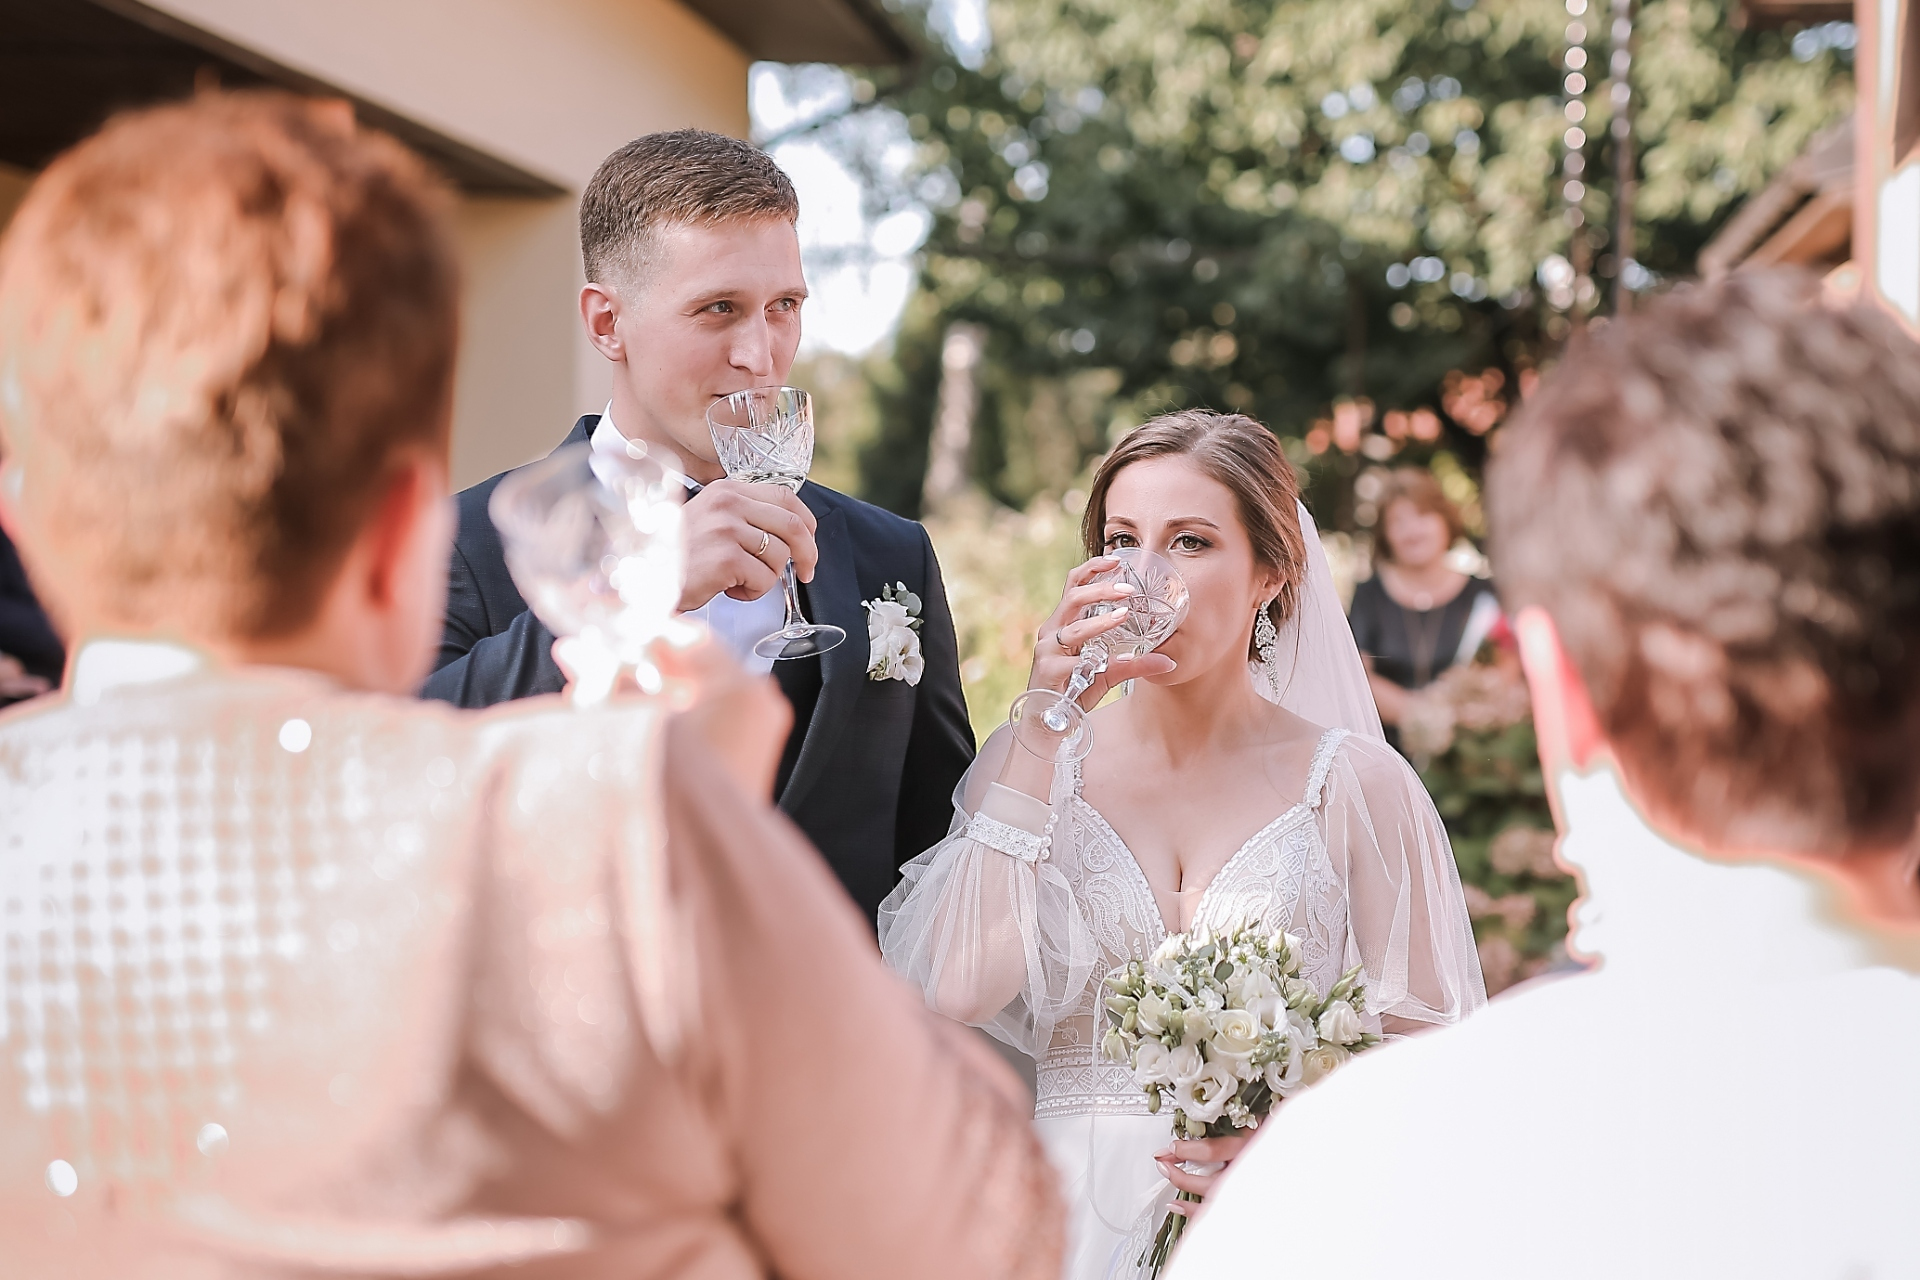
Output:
[1610, 0, 1638, 312]
[1561, 0, 1593, 321]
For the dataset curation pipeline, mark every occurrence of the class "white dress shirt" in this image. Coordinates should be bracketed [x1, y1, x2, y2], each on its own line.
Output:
[592, 405, 781, 676]
[1168, 765, 1920, 1279]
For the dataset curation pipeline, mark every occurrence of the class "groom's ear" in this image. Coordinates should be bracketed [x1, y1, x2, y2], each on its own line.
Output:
[1515, 606, 1606, 783]
[580, 281, 626, 363]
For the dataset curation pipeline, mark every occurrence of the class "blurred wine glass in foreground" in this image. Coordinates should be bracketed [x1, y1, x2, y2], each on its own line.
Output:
[491, 441, 688, 706]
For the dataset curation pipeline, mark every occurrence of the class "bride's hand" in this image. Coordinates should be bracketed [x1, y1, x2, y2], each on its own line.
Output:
[1154, 1134, 1254, 1210]
[1027, 556, 1177, 709]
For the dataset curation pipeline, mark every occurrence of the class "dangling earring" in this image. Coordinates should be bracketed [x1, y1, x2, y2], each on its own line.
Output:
[1254, 602, 1279, 666]
[1254, 601, 1282, 697]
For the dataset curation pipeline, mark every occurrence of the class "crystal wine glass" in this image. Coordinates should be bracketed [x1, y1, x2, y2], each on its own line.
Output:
[490, 440, 688, 705]
[1009, 548, 1190, 763]
[706, 386, 847, 660]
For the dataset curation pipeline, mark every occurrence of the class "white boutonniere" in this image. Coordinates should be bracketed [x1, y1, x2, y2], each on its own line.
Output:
[864, 582, 925, 685]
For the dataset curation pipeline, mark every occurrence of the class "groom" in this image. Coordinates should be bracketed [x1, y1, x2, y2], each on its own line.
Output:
[426, 130, 974, 923]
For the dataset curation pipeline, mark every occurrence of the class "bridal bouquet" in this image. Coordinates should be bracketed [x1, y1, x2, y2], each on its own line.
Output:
[1101, 925, 1379, 1276]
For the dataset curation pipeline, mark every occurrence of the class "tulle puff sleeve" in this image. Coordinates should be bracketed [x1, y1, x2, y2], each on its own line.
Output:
[1318, 733, 1487, 1032]
[878, 726, 1101, 1057]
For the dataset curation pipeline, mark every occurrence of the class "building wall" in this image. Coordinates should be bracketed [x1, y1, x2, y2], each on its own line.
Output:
[147, 0, 754, 487]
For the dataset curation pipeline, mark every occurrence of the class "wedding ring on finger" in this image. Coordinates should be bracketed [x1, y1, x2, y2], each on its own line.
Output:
[754, 529, 771, 558]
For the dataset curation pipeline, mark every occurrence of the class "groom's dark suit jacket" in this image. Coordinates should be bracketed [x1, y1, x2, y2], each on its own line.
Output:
[423, 415, 976, 923]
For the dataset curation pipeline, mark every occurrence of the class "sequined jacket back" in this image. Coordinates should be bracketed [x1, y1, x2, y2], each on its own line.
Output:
[0, 663, 1060, 1279]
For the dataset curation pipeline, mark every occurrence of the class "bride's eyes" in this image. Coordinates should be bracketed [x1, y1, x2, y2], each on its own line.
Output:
[1103, 531, 1209, 552]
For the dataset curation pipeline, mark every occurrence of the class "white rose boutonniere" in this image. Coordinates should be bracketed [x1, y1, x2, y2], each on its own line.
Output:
[864, 582, 924, 685]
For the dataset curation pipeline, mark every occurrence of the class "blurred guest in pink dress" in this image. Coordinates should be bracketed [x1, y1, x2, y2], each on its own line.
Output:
[0, 91, 1061, 1279]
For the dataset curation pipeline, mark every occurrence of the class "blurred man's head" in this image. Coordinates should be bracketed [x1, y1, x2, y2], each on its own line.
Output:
[0, 90, 461, 693]
[1490, 271, 1920, 870]
[577, 129, 805, 478]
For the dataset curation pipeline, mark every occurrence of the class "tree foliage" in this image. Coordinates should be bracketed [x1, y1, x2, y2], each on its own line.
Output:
[846, 0, 1850, 519]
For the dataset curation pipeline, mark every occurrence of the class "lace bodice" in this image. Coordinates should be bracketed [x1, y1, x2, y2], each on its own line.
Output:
[879, 714, 1484, 1114]
[1035, 729, 1352, 1119]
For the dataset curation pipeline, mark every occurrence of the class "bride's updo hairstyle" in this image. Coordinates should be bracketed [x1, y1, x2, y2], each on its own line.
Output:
[1083, 410, 1308, 658]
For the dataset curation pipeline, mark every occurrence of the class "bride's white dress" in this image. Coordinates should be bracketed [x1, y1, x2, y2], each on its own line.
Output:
[879, 504, 1485, 1280]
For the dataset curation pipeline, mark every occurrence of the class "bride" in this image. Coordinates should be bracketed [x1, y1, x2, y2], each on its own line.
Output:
[880, 410, 1485, 1279]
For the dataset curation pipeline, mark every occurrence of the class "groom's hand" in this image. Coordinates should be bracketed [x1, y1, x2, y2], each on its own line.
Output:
[678, 480, 818, 610]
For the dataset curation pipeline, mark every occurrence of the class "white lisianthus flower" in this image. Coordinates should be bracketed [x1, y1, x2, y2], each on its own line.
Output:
[1227, 965, 1279, 1010]
[1210, 1008, 1262, 1066]
[1300, 1042, 1351, 1086]
[1168, 1044, 1207, 1087]
[1136, 992, 1171, 1035]
[1133, 1040, 1174, 1088]
[1247, 993, 1288, 1031]
[1317, 1001, 1366, 1046]
[866, 599, 912, 634]
[1172, 1059, 1240, 1125]
[864, 597, 924, 685]
[1263, 1042, 1307, 1095]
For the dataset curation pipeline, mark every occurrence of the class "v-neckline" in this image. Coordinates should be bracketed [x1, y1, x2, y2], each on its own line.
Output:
[1072, 793, 1314, 941]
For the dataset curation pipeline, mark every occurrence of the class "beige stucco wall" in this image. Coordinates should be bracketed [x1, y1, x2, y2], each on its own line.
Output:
[147, 0, 753, 487]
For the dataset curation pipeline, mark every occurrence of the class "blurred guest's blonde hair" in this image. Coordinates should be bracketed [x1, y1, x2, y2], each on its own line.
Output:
[1490, 270, 1920, 856]
[0, 90, 459, 640]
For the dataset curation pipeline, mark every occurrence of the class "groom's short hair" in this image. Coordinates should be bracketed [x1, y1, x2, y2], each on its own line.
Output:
[1489, 271, 1920, 856]
[0, 90, 459, 641]
[579, 129, 798, 289]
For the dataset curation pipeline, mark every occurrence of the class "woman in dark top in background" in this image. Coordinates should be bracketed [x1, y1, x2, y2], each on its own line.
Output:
[1347, 469, 1501, 740]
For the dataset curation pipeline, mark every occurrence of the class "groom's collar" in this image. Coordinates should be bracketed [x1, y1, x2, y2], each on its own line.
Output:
[591, 403, 703, 494]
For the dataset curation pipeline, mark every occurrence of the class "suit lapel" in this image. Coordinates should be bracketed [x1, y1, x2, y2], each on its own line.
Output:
[777, 490, 867, 812]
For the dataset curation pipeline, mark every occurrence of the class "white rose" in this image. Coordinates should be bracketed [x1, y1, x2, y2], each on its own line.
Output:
[1317, 1001, 1365, 1046]
[1135, 992, 1171, 1035]
[1168, 1044, 1207, 1087]
[1132, 1039, 1174, 1087]
[1300, 1042, 1351, 1087]
[1171, 1059, 1240, 1125]
[1210, 1009, 1262, 1065]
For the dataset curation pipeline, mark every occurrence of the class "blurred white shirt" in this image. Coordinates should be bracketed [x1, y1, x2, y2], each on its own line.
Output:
[1169, 765, 1920, 1280]
[592, 406, 780, 676]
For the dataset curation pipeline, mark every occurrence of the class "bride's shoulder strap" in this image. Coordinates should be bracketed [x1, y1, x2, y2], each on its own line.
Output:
[1301, 726, 1351, 811]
